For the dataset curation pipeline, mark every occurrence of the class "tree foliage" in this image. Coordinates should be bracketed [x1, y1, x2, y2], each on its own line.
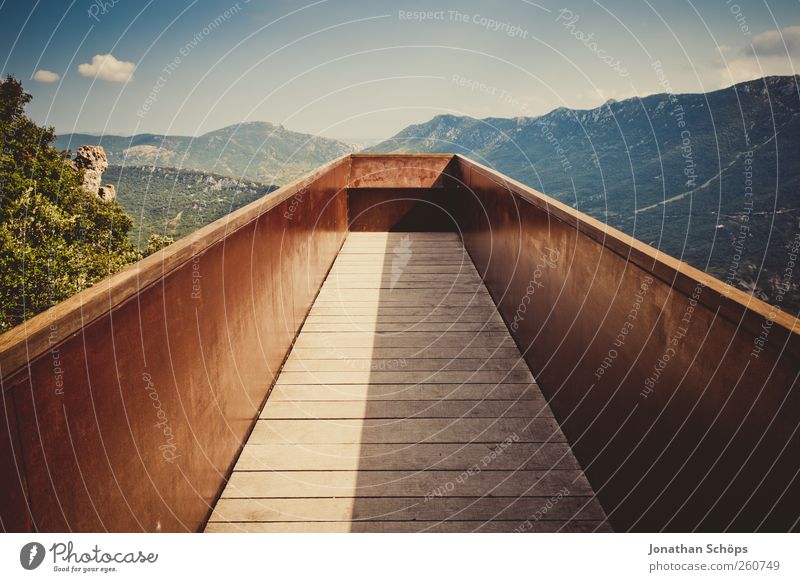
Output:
[143, 233, 174, 256]
[0, 76, 141, 332]
[103, 164, 275, 248]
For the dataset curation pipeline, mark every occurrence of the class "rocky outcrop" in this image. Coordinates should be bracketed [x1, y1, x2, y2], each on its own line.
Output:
[71, 145, 107, 192]
[97, 184, 116, 201]
[71, 145, 116, 200]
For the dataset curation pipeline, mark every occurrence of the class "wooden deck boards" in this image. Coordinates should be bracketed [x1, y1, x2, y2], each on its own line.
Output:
[205, 232, 610, 533]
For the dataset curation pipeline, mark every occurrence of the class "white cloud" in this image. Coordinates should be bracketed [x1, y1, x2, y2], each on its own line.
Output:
[77, 54, 135, 82]
[749, 25, 800, 58]
[713, 26, 800, 86]
[720, 55, 797, 86]
[723, 58, 774, 85]
[32, 69, 60, 83]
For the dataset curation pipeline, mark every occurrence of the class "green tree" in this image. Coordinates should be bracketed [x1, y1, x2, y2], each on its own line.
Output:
[0, 76, 140, 332]
[144, 233, 174, 255]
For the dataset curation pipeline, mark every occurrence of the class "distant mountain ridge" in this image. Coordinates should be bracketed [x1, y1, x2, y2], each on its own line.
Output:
[367, 75, 800, 314]
[56, 121, 355, 185]
[54, 78, 800, 313]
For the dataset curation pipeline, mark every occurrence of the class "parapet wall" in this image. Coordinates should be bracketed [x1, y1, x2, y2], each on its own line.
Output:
[0, 157, 349, 532]
[454, 156, 800, 531]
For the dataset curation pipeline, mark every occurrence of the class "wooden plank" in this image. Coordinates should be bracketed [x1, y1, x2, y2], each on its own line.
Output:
[269, 383, 541, 401]
[205, 520, 612, 533]
[342, 241, 466, 248]
[247, 418, 564, 444]
[336, 248, 469, 254]
[220, 470, 592, 498]
[341, 240, 460, 243]
[311, 303, 495, 310]
[347, 231, 459, 234]
[329, 266, 477, 274]
[345, 232, 461, 238]
[341, 240, 466, 244]
[339, 247, 470, 251]
[299, 322, 508, 333]
[302, 317, 506, 325]
[330, 266, 477, 271]
[260, 399, 547, 419]
[327, 273, 481, 280]
[306, 309, 503, 323]
[341, 245, 467, 250]
[233, 442, 576, 471]
[336, 251, 469, 255]
[320, 283, 484, 291]
[275, 370, 534, 384]
[287, 347, 524, 359]
[339, 249, 469, 255]
[313, 295, 493, 303]
[323, 275, 482, 282]
[334, 260, 472, 265]
[337, 255, 466, 258]
[281, 358, 529, 372]
[314, 291, 493, 302]
[209, 496, 604, 522]
[325, 273, 482, 282]
[292, 333, 516, 348]
[322, 282, 485, 291]
[308, 306, 499, 316]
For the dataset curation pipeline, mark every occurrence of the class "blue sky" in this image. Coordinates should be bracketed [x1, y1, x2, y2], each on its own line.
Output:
[2, 0, 799, 140]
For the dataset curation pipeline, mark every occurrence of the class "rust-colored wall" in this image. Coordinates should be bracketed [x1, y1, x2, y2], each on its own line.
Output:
[0, 380, 32, 531]
[347, 188, 458, 232]
[347, 156, 460, 232]
[0, 161, 348, 532]
[348, 154, 453, 188]
[454, 158, 800, 531]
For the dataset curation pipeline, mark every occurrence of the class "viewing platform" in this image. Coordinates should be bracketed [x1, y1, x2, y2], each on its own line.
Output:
[1, 155, 798, 532]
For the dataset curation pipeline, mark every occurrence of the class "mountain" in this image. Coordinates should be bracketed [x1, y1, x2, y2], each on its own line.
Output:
[367, 76, 800, 315]
[104, 165, 277, 248]
[56, 121, 355, 185]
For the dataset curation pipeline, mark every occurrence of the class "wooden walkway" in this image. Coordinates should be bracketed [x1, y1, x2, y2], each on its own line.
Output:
[205, 232, 610, 532]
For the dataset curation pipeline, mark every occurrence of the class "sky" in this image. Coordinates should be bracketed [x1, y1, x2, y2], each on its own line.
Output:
[1, 0, 799, 141]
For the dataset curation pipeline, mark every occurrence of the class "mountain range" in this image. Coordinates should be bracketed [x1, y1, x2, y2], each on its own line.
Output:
[56, 75, 800, 315]
[55, 121, 355, 185]
[367, 75, 800, 314]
